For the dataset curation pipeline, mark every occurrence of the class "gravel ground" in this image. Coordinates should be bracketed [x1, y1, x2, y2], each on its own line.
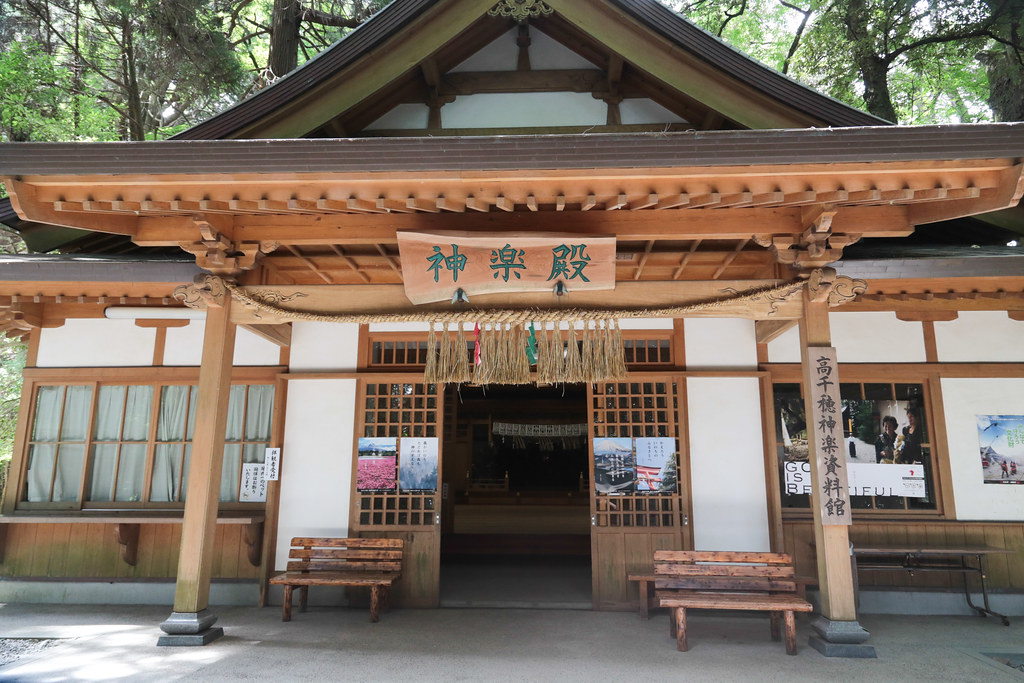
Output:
[0, 639, 62, 668]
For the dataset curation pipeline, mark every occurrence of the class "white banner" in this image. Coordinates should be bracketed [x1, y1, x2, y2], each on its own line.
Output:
[784, 461, 925, 498]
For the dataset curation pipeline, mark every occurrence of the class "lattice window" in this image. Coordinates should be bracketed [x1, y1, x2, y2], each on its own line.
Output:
[591, 381, 682, 529]
[622, 338, 673, 367]
[369, 340, 429, 368]
[357, 382, 439, 528]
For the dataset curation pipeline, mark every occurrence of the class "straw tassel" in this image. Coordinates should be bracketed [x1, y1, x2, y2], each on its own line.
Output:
[581, 320, 596, 382]
[512, 324, 531, 384]
[535, 324, 550, 383]
[424, 322, 439, 383]
[609, 318, 627, 378]
[436, 322, 453, 383]
[551, 323, 565, 383]
[452, 324, 470, 383]
[564, 322, 583, 383]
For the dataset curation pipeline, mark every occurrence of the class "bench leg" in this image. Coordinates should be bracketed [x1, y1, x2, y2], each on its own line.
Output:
[639, 580, 650, 620]
[299, 585, 308, 613]
[770, 611, 781, 641]
[675, 607, 688, 652]
[282, 585, 293, 622]
[784, 611, 797, 655]
[370, 585, 382, 623]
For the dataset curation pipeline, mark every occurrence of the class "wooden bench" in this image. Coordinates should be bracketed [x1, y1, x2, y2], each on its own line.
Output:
[654, 550, 813, 655]
[269, 537, 403, 622]
[629, 570, 817, 620]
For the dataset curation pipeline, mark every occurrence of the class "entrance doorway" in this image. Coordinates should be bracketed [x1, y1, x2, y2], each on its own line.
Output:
[440, 384, 592, 608]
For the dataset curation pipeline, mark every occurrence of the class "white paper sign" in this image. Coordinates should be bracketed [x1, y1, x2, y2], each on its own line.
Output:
[785, 461, 925, 498]
[264, 448, 281, 481]
[240, 463, 268, 502]
[847, 463, 926, 498]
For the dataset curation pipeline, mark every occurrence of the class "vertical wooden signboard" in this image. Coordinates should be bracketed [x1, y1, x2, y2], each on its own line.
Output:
[806, 347, 851, 525]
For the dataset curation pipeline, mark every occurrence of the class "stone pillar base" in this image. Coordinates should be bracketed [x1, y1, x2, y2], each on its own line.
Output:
[808, 616, 876, 658]
[157, 609, 224, 646]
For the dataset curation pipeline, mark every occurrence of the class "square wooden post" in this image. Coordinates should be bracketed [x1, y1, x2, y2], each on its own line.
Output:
[159, 289, 236, 645]
[799, 292, 874, 658]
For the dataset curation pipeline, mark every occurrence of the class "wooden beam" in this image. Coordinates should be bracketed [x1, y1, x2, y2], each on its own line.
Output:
[243, 323, 292, 346]
[754, 319, 796, 343]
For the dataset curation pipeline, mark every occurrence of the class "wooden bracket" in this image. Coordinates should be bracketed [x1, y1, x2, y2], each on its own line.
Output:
[115, 523, 141, 566]
[244, 520, 265, 567]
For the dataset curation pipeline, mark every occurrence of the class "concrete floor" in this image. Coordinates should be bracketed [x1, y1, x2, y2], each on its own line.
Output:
[1, 601, 1022, 682]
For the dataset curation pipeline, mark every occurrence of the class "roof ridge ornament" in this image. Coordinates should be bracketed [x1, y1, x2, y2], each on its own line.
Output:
[487, 0, 553, 22]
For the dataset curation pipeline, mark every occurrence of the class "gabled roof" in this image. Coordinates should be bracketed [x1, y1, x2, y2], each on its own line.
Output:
[175, 0, 885, 141]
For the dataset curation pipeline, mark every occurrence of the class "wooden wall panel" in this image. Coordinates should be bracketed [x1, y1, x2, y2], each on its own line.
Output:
[0, 522, 258, 580]
[593, 533, 626, 610]
[784, 520, 1024, 590]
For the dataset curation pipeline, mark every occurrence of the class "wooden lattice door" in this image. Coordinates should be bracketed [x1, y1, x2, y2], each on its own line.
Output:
[589, 378, 689, 610]
[351, 378, 442, 607]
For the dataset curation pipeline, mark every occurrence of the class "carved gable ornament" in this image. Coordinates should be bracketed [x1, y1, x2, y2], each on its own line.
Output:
[488, 0, 554, 22]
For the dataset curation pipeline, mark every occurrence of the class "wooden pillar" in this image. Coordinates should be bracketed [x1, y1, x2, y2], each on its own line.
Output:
[159, 287, 235, 645]
[800, 290, 874, 657]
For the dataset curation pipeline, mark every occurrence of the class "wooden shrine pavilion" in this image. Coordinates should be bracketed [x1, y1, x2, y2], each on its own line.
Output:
[1, 0, 1023, 654]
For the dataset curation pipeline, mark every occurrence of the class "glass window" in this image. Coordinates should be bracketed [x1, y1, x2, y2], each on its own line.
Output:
[774, 381, 936, 513]
[20, 381, 274, 509]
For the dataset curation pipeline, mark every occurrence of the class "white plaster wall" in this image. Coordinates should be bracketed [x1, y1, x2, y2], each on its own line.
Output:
[620, 98, 686, 125]
[363, 103, 429, 130]
[618, 318, 674, 330]
[687, 377, 770, 551]
[935, 312, 1024, 362]
[288, 322, 360, 371]
[766, 324, 801, 364]
[941, 377, 1024, 521]
[442, 92, 607, 129]
[161, 322, 279, 366]
[276, 379, 357, 569]
[829, 312, 926, 363]
[36, 319, 155, 367]
[683, 318, 757, 369]
[450, 27, 596, 72]
[766, 312, 929, 364]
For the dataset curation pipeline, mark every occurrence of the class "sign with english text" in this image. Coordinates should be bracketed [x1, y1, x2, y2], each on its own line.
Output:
[396, 231, 615, 304]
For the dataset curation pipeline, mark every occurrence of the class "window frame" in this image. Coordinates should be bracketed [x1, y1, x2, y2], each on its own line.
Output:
[5, 366, 282, 514]
[767, 364, 951, 520]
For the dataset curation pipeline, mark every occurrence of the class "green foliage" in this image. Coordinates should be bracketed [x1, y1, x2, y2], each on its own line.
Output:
[0, 41, 68, 141]
[672, 0, 1015, 124]
[0, 334, 26, 468]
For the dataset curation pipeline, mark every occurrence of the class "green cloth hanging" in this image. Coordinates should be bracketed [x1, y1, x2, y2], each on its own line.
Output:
[526, 322, 538, 364]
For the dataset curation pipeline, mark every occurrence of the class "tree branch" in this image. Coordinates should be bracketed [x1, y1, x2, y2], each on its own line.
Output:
[297, 2, 370, 28]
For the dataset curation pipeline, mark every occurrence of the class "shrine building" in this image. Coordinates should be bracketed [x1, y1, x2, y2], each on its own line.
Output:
[1, 0, 1023, 653]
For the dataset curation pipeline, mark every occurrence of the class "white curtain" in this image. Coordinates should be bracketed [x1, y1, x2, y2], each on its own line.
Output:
[220, 386, 247, 501]
[243, 385, 274, 465]
[52, 386, 91, 502]
[151, 385, 190, 502]
[27, 386, 63, 501]
[87, 386, 125, 501]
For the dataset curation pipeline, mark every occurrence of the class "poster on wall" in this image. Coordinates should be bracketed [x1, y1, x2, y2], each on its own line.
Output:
[593, 437, 635, 494]
[977, 415, 1024, 484]
[239, 463, 267, 502]
[357, 437, 398, 491]
[399, 437, 439, 491]
[634, 437, 677, 493]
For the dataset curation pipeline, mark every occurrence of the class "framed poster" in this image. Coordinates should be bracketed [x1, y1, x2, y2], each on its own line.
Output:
[399, 437, 439, 491]
[634, 437, 677, 493]
[357, 437, 398, 491]
[977, 415, 1024, 485]
[593, 437, 635, 494]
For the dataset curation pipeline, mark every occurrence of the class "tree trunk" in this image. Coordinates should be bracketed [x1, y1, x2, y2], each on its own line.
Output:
[979, 44, 1024, 122]
[268, 0, 300, 79]
[842, 0, 898, 122]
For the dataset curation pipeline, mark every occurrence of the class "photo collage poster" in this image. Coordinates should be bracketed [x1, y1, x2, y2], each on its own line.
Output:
[357, 437, 439, 492]
[593, 437, 677, 494]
